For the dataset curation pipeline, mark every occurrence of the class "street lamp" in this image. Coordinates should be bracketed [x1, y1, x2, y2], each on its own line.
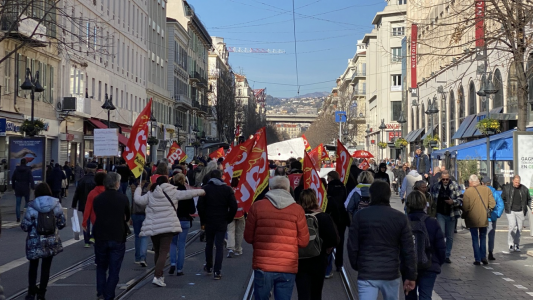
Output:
[343, 129, 349, 145]
[101, 93, 116, 169]
[482, 78, 499, 179]
[20, 68, 44, 129]
[174, 117, 183, 145]
[365, 124, 371, 151]
[397, 113, 407, 161]
[425, 96, 439, 153]
[379, 119, 387, 161]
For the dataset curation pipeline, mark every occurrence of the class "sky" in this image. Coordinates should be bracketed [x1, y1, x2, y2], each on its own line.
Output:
[187, 0, 387, 98]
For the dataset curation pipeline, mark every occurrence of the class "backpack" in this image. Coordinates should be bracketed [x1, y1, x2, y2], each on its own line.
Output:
[36, 210, 56, 236]
[410, 215, 432, 271]
[298, 212, 322, 259]
[357, 186, 371, 211]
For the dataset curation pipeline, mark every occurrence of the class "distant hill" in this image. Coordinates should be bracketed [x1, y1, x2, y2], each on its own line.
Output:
[290, 92, 329, 99]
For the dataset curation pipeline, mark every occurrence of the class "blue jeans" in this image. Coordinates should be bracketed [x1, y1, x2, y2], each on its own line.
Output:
[15, 195, 29, 220]
[83, 218, 93, 244]
[119, 182, 128, 194]
[94, 240, 126, 300]
[170, 220, 191, 270]
[358, 278, 401, 300]
[325, 253, 334, 275]
[253, 270, 295, 300]
[436, 213, 455, 258]
[470, 227, 488, 262]
[405, 272, 437, 300]
[488, 220, 496, 253]
[131, 214, 148, 262]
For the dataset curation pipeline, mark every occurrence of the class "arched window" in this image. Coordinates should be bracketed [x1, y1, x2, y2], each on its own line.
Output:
[493, 69, 503, 108]
[458, 85, 465, 122]
[507, 63, 518, 113]
[480, 75, 488, 112]
[421, 103, 425, 129]
[449, 91, 456, 140]
[469, 81, 477, 115]
[441, 95, 447, 146]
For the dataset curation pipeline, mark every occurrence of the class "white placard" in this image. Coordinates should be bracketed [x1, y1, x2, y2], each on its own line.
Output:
[185, 146, 195, 163]
[94, 128, 119, 157]
[514, 132, 533, 191]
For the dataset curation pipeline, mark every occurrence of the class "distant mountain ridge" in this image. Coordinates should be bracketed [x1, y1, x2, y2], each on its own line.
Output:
[285, 92, 329, 99]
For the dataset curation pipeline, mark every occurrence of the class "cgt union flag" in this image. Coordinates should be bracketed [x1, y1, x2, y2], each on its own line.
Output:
[223, 136, 256, 185]
[301, 134, 312, 152]
[167, 141, 187, 164]
[336, 139, 353, 185]
[209, 147, 225, 160]
[319, 143, 330, 161]
[234, 127, 269, 213]
[123, 99, 152, 178]
[303, 151, 328, 211]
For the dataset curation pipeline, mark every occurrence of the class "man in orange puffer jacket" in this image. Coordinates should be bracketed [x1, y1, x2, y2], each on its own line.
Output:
[244, 176, 309, 300]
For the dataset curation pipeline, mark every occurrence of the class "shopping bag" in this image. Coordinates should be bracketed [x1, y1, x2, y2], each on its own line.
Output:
[71, 209, 81, 240]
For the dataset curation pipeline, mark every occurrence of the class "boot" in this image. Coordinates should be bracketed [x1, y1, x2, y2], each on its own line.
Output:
[36, 287, 46, 300]
[25, 286, 38, 300]
[488, 252, 496, 261]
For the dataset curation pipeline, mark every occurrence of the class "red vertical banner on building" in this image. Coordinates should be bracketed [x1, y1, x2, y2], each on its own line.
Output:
[410, 24, 418, 89]
[475, 0, 485, 48]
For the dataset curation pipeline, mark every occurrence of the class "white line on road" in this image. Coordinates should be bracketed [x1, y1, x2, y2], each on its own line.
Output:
[493, 272, 504, 275]
[515, 285, 528, 289]
[526, 292, 533, 296]
[503, 278, 515, 282]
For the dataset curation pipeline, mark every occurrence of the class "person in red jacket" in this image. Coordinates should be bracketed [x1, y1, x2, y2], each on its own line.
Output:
[244, 176, 309, 300]
[82, 172, 107, 247]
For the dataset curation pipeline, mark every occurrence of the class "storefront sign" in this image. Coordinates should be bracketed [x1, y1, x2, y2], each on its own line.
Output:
[386, 124, 401, 129]
[475, 1, 485, 48]
[388, 131, 402, 142]
[411, 24, 418, 88]
[9, 137, 46, 183]
[513, 132, 533, 195]
[0, 118, 6, 136]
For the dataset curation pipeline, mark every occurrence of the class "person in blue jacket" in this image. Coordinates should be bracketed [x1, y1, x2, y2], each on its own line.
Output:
[482, 177, 504, 260]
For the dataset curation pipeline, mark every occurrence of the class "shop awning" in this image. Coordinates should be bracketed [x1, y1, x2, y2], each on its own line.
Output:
[406, 128, 425, 142]
[118, 134, 129, 146]
[120, 125, 131, 133]
[88, 118, 129, 146]
[451, 115, 476, 140]
[404, 130, 416, 142]
[421, 125, 438, 140]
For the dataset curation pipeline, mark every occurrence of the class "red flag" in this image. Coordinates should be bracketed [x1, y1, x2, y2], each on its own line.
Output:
[309, 146, 321, 170]
[358, 159, 370, 171]
[223, 137, 255, 185]
[167, 141, 187, 164]
[319, 144, 330, 161]
[235, 125, 241, 138]
[234, 127, 269, 213]
[336, 139, 353, 185]
[209, 147, 225, 160]
[122, 99, 152, 177]
[303, 151, 328, 211]
[301, 134, 312, 152]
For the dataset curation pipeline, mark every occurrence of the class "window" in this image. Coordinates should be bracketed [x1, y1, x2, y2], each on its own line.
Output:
[450, 91, 456, 139]
[391, 101, 402, 121]
[69, 67, 85, 98]
[4, 52, 10, 94]
[98, 81, 102, 101]
[91, 78, 95, 98]
[392, 27, 405, 36]
[391, 75, 401, 91]
[468, 81, 476, 115]
[398, 0, 406, 4]
[391, 47, 402, 62]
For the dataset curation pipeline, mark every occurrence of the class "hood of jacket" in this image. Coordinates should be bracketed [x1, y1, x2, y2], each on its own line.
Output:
[93, 185, 106, 194]
[150, 183, 178, 199]
[16, 165, 32, 173]
[208, 178, 226, 186]
[265, 189, 295, 209]
[407, 170, 420, 177]
[30, 196, 59, 213]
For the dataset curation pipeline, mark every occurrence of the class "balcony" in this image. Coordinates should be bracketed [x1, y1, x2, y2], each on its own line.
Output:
[175, 94, 192, 108]
[192, 99, 201, 110]
[1, 13, 48, 45]
[189, 71, 200, 83]
[352, 89, 366, 96]
[351, 71, 366, 80]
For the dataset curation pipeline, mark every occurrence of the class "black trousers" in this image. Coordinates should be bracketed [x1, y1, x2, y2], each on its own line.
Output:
[335, 224, 346, 269]
[205, 226, 226, 273]
[28, 256, 53, 290]
[296, 257, 328, 300]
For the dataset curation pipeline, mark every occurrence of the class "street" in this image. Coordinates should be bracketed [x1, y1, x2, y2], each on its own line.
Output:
[2, 186, 533, 299]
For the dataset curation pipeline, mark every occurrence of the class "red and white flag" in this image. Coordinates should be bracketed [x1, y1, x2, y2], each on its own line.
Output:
[122, 99, 152, 178]
[308, 145, 321, 170]
[319, 143, 330, 161]
[358, 159, 370, 171]
[336, 139, 353, 185]
[303, 151, 328, 211]
[301, 134, 312, 152]
[209, 147, 225, 160]
[222, 137, 255, 185]
[167, 141, 187, 164]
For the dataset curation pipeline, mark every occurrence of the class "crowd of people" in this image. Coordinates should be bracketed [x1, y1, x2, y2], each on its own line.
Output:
[7, 143, 532, 300]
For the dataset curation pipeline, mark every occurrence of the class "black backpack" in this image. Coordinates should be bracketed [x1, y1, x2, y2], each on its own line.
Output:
[36, 210, 56, 236]
[357, 186, 371, 211]
[410, 215, 432, 271]
[298, 212, 322, 259]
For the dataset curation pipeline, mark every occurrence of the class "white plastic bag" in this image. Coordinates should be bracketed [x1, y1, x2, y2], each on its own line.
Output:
[71, 209, 81, 240]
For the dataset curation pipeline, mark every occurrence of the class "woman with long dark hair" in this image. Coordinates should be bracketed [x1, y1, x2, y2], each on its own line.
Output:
[21, 183, 66, 300]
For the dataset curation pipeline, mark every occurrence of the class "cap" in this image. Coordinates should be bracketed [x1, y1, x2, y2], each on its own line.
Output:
[86, 163, 98, 169]
[415, 146, 421, 150]
[482, 177, 491, 183]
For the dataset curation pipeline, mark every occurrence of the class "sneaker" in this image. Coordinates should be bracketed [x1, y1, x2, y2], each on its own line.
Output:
[134, 261, 141, 265]
[227, 250, 234, 258]
[473, 261, 481, 266]
[176, 271, 185, 276]
[139, 261, 147, 267]
[147, 248, 155, 254]
[488, 252, 496, 261]
[515, 245, 521, 252]
[169, 266, 175, 275]
[84, 243, 91, 248]
[234, 251, 243, 256]
[325, 272, 334, 279]
[204, 265, 213, 275]
[509, 245, 514, 252]
[214, 271, 222, 280]
[152, 276, 166, 287]
[445, 258, 452, 264]
[481, 259, 489, 265]
[89, 238, 95, 244]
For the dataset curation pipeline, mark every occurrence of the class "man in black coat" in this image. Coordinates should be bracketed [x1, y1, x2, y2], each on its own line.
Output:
[347, 181, 417, 297]
[374, 163, 391, 185]
[501, 175, 532, 252]
[72, 163, 97, 246]
[345, 161, 363, 194]
[325, 170, 349, 274]
[197, 170, 238, 279]
[51, 163, 66, 201]
[11, 158, 35, 222]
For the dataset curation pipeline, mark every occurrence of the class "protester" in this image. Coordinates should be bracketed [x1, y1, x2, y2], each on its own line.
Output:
[501, 175, 531, 252]
[400, 168, 423, 203]
[408, 181, 436, 217]
[482, 177, 504, 260]
[345, 160, 363, 194]
[82, 172, 106, 241]
[373, 163, 390, 185]
[226, 188, 246, 258]
[346, 171, 374, 219]
[325, 171, 349, 276]
[74, 163, 84, 187]
[135, 175, 205, 286]
[197, 170, 237, 280]
[63, 161, 73, 186]
[21, 183, 66, 300]
[91, 173, 130, 299]
[129, 171, 150, 268]
[295, 189, 339, 300]
[403, 191, 445, 300]
[431, 170, 463, 263]
[244, 176, 309, 300]
[169, 173, 196, 275]
[347, 181, 417, 299]
[50, 163, 66, 201]
[462, 175, 496, 265]
[116, 159, 132, 194]
[72, 163, 97, 248]
[11, 158, 35, 222]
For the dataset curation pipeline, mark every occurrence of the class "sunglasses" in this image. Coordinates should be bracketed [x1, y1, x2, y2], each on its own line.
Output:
[441, 178, 450, 181]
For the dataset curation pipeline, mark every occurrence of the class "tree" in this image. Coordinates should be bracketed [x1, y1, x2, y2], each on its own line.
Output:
[214, 70, 236, 143]
[303, 114, 338, 148]
[265, 124, 281, 144]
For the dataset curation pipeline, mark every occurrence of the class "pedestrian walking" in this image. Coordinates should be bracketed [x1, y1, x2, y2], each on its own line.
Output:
[373, 163, 391, 185]
[295, 189, 339, 300]
[63, 161, 73, 187]
[50, 163, 66, 202]
[482, 177, 504, 260]
[116, 159, 132, 194]
[21, 183, 66, 300]
[134, 175, 205, 286]
[400, 169, 423, 204]
[82, 172, 107, 243]
[325, 171, 349, 276]
[409, 181, 437, 217]
[347, 181, 417, 300]
[412, 146, 430, 180]
[346, 171, 374, 220]
[74, 163, 84, 187]
[92, 172, 130, 300]
[11, 158, 35, 222]
[72, 163, 97, 248]
[244, 176, 309, 300]
[501, 175, 531, 252]
[169, 173, 196, 275]
[129, 171, 149, 267]
[431, 170, 463, 263]
[462, 175, 495, 265]
[197, 170, 237, 280]
[403, 191, 445, 300]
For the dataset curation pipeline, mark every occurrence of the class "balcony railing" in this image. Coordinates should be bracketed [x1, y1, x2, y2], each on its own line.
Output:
[351, 71, 366, 80]
[353, 89, 367, 96]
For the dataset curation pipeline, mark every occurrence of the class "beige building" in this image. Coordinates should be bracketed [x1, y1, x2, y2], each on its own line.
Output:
[276, 123, 302, 140]
[235, 73, 255, 135]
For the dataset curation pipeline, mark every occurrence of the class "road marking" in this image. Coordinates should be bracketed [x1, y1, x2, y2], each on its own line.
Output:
[503, 278, 515, 282]
[515, 285, 528, 289]
[483, 267, 493, 270]
[526, 292, 533, 296]
[0, 237, 82, 274]
[493, 272, 504, 275]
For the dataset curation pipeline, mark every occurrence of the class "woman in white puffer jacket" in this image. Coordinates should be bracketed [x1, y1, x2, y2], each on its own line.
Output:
[134, 176, 205, 287]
